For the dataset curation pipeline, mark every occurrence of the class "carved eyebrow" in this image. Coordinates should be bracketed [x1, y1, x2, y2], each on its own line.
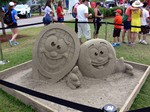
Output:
[100, 42, 107, 45]
[61, 37, 70, 45]
[88, 44, 94, 48]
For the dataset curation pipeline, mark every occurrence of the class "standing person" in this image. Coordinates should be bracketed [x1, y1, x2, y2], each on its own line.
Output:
[138, 2, 149, 45]
[77, 0, 92, 44]
[72, 0, 82, 33]
[122, 1, 133, 45]
[57, 0, 65, 22]
[8, 2, 20, 46]
[43, 0, 54, 25]
[112, 9, 122, 47]
[130, 0, 143, 45]
[52, 0, 57, 21]
[93, 2, 103, 39]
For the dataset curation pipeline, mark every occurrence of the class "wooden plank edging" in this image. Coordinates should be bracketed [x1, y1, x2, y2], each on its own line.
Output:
[0, 85, 56, 112]
[120, 66, 150, 112]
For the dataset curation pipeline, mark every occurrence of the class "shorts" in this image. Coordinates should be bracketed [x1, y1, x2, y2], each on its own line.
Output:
[113, 28, 121, 37]
[123, 21, 131, 30]
[78, 23, 91, 40]
[58, 17, 64, 22]
[139, 25, 149, 34]
[8, 23, 17, 28]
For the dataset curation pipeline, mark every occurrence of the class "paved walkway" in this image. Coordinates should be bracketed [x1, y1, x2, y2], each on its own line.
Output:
[0, 13, 74, 34]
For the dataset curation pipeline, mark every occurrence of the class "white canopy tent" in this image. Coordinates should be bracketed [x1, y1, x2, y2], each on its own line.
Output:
[68, 0, 78, 13]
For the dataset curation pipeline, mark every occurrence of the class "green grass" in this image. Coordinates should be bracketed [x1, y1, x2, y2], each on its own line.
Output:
[0, 88, 36, 112]
[0, 18, 150, 111]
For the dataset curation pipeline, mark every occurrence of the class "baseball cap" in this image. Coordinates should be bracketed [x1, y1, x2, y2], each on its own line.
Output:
[114, 9, 122, 14]
[9, 2, 15, 6]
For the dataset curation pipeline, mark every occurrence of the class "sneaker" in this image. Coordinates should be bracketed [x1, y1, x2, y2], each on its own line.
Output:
[14, 42, 19, 46]
[139, 39, 142, 43]
[127, 42, 132, 46]
[122, 41, 126, 44]
[112, 43, 117, 47]
[141, 40, 148, 45]
[9, 40, 13, 46]
[116, 43, 120, 46]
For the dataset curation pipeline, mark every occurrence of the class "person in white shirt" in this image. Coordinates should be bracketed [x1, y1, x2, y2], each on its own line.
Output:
[77, 0, 92, 44]
[138, 2, 149, 45]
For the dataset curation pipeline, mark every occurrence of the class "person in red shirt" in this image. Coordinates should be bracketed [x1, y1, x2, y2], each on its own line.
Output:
[112, 9, 122, 47]
[57, 0, 65, 22]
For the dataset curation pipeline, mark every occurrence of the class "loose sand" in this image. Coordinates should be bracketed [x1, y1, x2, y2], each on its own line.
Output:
[4, 68, 144, 112]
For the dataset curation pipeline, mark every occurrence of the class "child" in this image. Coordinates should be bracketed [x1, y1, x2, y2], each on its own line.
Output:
[112, 9, 122, 47]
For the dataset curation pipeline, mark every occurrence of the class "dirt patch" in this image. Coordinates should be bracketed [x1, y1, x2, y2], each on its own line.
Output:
[0, 34, 27, 43]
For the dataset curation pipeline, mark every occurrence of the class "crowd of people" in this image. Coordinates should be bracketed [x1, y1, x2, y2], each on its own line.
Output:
[43, 0, 65, 25]
[3, 0, 150, 47]
[121, 0, 150, 46]
[72, 0, 150, 46]
[72, 0, 103, 44]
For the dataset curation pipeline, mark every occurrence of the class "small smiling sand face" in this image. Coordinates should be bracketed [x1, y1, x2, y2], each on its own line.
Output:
[78, 39, 117, 78]
[33, 24, 80, 82]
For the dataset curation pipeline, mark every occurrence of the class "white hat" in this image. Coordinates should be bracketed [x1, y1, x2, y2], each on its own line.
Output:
[9, 2, 15, 6]
[132, 0, 143, 8]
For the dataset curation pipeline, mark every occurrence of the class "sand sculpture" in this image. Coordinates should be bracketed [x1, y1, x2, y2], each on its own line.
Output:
[78, 39, 134, 79]
[32, 24, 133, 89]
[32, 24, 80, 83]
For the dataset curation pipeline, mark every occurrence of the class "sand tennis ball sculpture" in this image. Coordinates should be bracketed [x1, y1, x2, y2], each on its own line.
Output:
[78, 39, 134, 78]
[32, 24, 80, 84]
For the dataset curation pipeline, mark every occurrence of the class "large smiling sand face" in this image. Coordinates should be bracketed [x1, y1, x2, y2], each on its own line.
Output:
[78, 39, 117, 78]
[32, 24, 80, 82]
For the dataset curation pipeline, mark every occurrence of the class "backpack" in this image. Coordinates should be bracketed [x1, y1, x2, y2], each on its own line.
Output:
[43, 13, 52, 25]
[3, 10, 13, 25]
[122, 14, 128, 23]
[72, 2, 79, 18]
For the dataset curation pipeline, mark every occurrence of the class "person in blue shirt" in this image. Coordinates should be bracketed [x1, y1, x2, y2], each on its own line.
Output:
[8, 2, 20, 46]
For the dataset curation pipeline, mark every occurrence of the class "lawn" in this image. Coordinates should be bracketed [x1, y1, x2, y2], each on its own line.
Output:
[0, 18, 150, 111]
[0, 88, 36, 112]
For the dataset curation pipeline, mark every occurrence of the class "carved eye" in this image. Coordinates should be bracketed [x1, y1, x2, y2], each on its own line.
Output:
[99, 46, 108, 57]
[51, 42, 56, 47]
[57, 45, 61, 49]
[56, 39, 68, 54]
[89, 48, 99, 59]
[45, 36, 58, 52]
[100, 51, 104, 54]
[95, 52, 98, 56]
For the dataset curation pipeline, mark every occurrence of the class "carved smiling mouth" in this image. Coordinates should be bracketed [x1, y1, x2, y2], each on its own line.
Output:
[43, 52, 66, 69]
[91, 59, 109, 69]
[44, 52, 63, 60]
